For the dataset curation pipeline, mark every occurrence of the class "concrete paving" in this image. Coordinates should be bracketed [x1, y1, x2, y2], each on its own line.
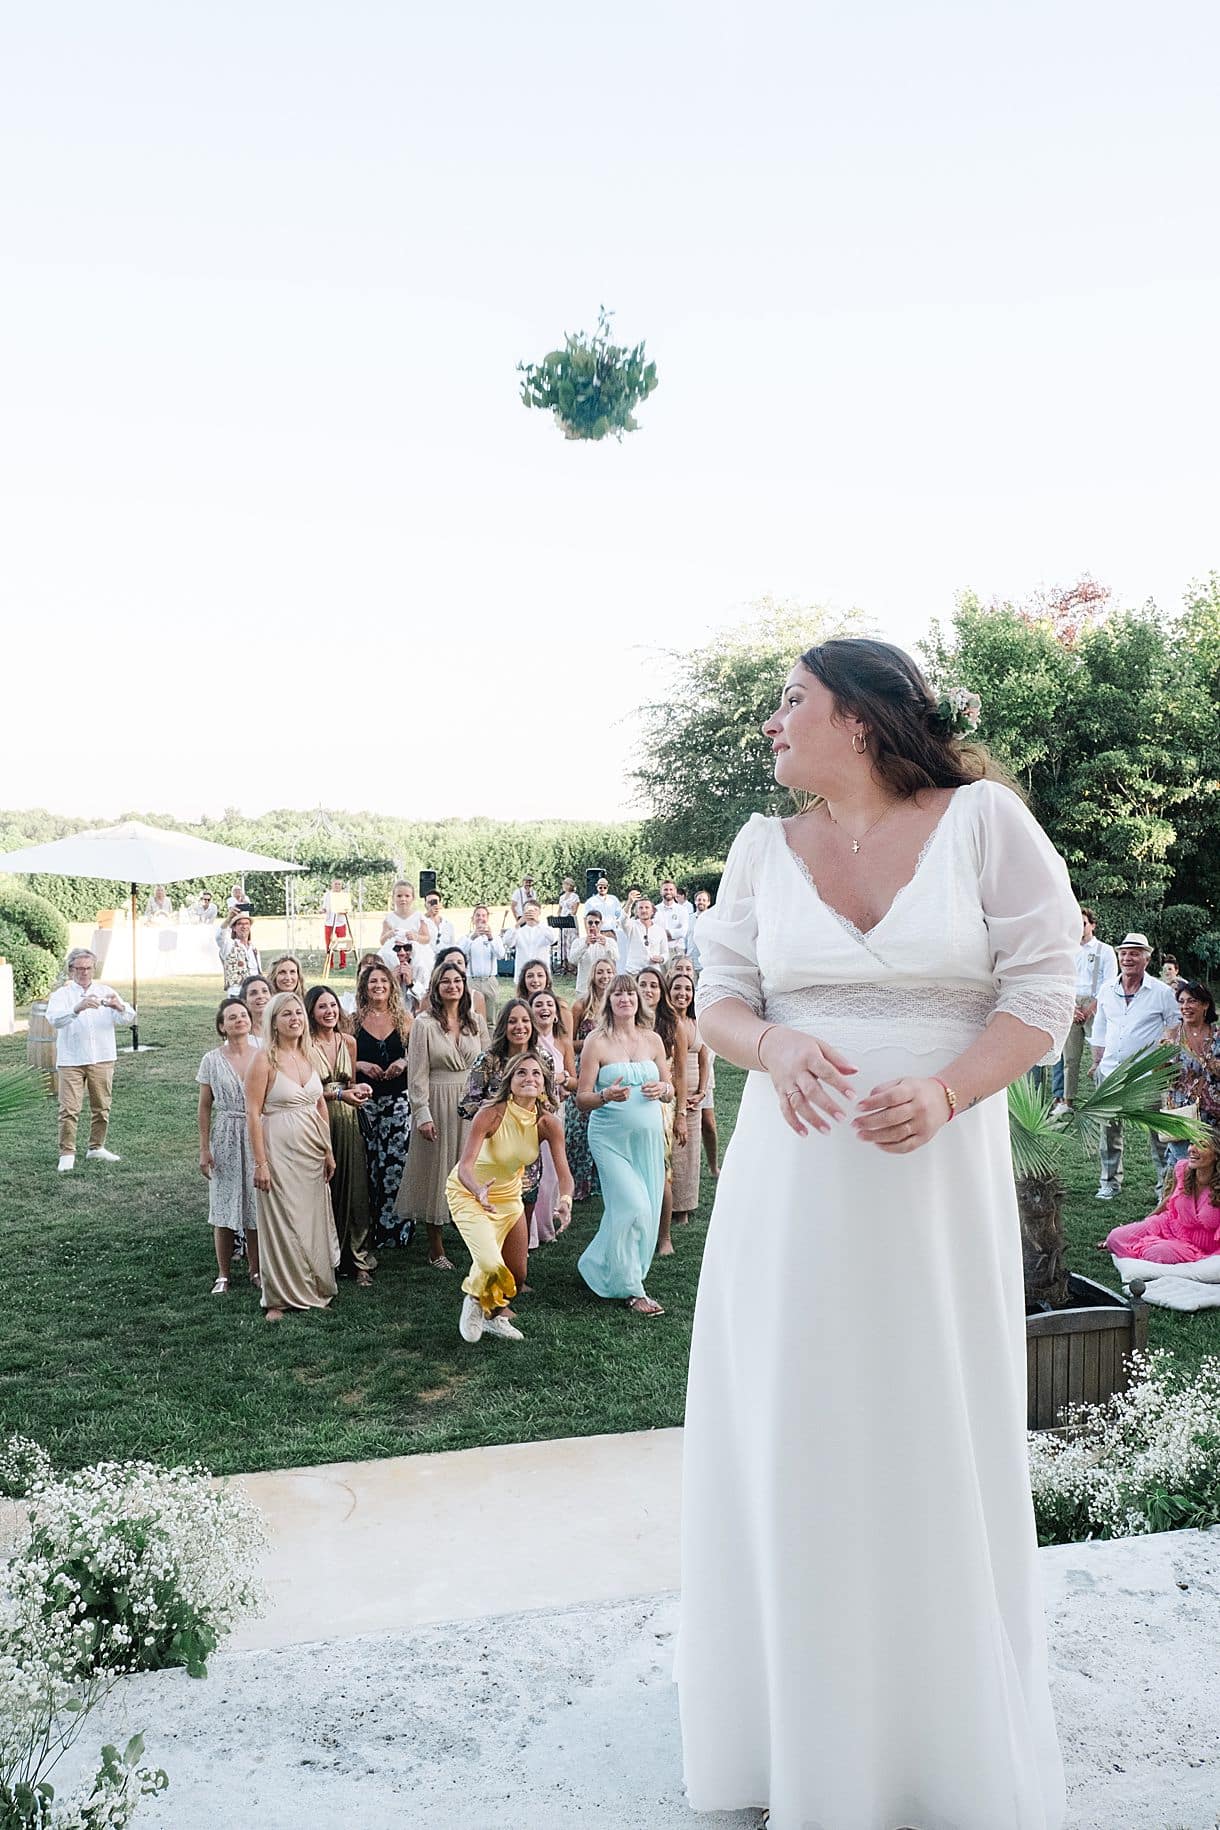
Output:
[15, 1431, 1220, 1826]
[223, 1428, 685, 1651]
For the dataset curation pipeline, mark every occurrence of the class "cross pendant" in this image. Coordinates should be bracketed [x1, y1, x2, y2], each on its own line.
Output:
[851, 839, 861, 854]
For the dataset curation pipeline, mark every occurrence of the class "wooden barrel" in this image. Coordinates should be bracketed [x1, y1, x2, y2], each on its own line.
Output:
[1026, 1272, 1148, 1430]
[26, 999, 58, 1094]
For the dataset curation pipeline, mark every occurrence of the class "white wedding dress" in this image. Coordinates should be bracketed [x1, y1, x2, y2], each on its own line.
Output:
[679, 781, 1079, 1830]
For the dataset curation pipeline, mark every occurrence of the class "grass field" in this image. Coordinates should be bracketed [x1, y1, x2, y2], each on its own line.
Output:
[1, 976, 1213, 1477]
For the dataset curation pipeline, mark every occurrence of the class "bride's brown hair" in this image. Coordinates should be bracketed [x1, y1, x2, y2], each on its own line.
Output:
[797, 638, 1008, 801]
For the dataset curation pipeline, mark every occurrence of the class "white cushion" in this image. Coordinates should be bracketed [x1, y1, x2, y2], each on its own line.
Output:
[1112, 1252, 1220, 1310]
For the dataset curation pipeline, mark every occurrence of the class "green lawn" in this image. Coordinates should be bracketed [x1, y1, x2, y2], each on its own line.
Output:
[1, 977, 1214, 1476]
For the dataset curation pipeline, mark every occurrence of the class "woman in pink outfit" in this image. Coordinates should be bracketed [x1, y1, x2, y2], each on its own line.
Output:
[1105, 1132, 1220, 1263]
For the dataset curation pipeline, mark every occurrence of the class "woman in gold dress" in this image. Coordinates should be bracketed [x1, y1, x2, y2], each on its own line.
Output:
[246, 992, 339, 1322]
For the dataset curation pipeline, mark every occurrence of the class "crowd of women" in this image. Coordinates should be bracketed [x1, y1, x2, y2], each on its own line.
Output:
[196, 890, 719, 1335]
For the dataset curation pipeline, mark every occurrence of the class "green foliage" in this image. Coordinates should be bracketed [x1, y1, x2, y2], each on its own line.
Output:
[1009, 1046, 1208, 1184]
[0, 924, 57, 1004]
[0, 886, 68, 959]
[632, 599, 871, 859]
[28, 1515, 220, 1681]
[517, 306, 658, 441]
[0, 812, 713, 922]
[922, 577, 1220, 961]
[0, 1072, 46, 1134]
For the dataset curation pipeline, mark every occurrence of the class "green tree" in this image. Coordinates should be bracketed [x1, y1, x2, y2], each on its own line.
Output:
[632, 599, 868, 859]
[922, 582, 1220, 956]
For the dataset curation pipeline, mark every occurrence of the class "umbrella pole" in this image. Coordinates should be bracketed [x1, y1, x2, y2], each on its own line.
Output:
[130, 881, 140, 1051]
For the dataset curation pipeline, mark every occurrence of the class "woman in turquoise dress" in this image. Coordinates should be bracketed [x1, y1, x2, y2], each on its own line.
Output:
[575, 973, 673, 1316]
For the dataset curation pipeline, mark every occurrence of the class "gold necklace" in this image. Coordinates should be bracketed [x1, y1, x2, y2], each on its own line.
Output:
[822, 799, 899, 855]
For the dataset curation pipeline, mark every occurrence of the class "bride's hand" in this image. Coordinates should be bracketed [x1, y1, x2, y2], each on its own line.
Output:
[853, 1076, 950, 1153]
[758, 1027, 858, 1137]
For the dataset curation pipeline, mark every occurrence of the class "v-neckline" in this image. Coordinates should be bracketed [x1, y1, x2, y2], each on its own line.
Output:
[780, 789, 962, 947]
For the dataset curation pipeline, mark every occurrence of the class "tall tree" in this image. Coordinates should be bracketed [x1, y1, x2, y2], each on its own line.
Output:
[922, 582, 1220, 955]
[633, 599, 867, 860]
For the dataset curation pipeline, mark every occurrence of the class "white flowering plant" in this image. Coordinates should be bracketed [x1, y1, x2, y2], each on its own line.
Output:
[23, 1461, 265, 1681]
[1028, 1349, 1220, 1545]
[0, 1440, 266, 1829]
[0, 1437, 52, 1501]
[932, 686, 983, 737]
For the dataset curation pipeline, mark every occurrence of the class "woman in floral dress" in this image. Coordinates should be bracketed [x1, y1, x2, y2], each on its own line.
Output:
[566, 956, 615, 1201]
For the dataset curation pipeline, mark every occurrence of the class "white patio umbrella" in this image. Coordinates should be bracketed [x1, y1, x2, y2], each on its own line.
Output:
[0, 821, 304, 1048]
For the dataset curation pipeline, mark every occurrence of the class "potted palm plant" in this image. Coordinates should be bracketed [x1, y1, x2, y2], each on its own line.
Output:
[1009, 1045, 1205, 1428]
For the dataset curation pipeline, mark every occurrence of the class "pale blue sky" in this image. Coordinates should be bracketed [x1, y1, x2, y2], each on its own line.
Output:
[3, 1, 1217, 821]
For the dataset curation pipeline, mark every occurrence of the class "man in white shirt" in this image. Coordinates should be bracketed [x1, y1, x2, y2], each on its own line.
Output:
[619, 897, 670, 973]
[688, 888, 713, 972]
[461, 905, 507, 1025]
[570, 910, 619, 997]
[1090, 931, 1179, 1199]
[186, 891, 219, 924]
[657, 879, 693, 957]
[585, 877, 623, 937]
[423, 891, 456, 952]
[504, 900, 559, 984]
[46, 949, 136, 1172]
[1051, 906, 1118, 1115]
[510, 875, 537, 922]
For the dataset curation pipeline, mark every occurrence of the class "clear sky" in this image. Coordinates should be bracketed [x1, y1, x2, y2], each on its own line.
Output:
[3, 1, 1217, 824]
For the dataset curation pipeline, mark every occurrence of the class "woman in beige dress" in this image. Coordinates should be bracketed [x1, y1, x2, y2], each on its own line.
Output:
[667, 965, 709, 1225]
[246, 991, 340, 1322]
[396, 960, 489, 1268]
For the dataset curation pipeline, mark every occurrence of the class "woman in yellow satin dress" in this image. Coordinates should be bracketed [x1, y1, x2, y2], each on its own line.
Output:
[447, 1051, 574, 1344]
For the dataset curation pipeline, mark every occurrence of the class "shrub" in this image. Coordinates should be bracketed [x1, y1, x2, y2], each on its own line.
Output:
[0, 886, 68, 960]
[0, 1437, 265, 1829]
[1028, 1348, 1220, 1544]
[0, 925, 58, 1005]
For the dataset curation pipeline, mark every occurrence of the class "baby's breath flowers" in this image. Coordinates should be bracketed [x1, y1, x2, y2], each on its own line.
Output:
[1, 1437, 266, 1825]
[1028, 1349, 1220, 1543]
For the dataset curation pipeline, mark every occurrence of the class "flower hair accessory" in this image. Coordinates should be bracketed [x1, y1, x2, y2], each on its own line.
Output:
[932, 687, 982, 737]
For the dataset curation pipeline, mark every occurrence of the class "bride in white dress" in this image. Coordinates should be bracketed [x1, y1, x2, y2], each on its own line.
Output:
[677, 639, 1079, 1830]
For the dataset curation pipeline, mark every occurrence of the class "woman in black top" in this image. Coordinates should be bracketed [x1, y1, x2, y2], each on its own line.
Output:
[354, 960, 414, 1246]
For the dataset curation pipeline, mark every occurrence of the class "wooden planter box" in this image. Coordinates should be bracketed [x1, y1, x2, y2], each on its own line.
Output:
[1026, 1272, 1148, 1431]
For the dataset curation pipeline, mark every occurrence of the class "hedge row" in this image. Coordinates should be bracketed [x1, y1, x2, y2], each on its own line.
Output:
[1, 816, 726, 922]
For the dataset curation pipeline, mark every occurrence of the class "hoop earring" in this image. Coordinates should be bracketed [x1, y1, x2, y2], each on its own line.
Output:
[851, 731, 868, 755]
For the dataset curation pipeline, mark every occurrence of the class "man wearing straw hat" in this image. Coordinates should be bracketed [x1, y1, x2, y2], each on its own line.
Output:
[46, 949, 136, 1173]
[1090, 930, 1179, 1200]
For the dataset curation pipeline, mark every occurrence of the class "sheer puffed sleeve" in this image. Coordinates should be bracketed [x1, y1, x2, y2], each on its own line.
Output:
[694, 815, 767, 1022]
[968, 780, 1078, 1063]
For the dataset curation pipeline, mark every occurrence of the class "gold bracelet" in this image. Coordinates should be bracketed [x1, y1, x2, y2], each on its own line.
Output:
[755, 1023, 778, 1067]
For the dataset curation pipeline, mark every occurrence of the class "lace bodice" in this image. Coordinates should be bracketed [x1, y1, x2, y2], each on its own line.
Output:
[694, 780, 1078, 1062]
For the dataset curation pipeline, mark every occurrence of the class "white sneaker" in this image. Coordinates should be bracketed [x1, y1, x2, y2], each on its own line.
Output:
[86, 1147, 121, 1163]
[57, 1154, 75, 1174]
[458, 1295, 485, 1343]
[1095, 1184, 1116, 1201]
[482, 1314, 524, 1342]
[1050, 1100, 1072, 1118]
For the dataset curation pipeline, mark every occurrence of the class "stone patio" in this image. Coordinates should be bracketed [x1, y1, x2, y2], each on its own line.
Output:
[33, 1431, 1220, 1827]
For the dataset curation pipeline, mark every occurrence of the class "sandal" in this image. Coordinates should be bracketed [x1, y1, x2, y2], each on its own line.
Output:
[429, 1255, 456, 1271]
[355, 1271, 374, 1288]
[626, 1295, 665, 1317]
[210, 1277, 229, 1296]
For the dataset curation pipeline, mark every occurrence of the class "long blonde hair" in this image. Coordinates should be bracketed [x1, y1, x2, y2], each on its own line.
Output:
[598, 973, 649, 1036]
[578, 956, 616, 1029]
[263, 992, 311, 1077]
[266, 953, 304, 995]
